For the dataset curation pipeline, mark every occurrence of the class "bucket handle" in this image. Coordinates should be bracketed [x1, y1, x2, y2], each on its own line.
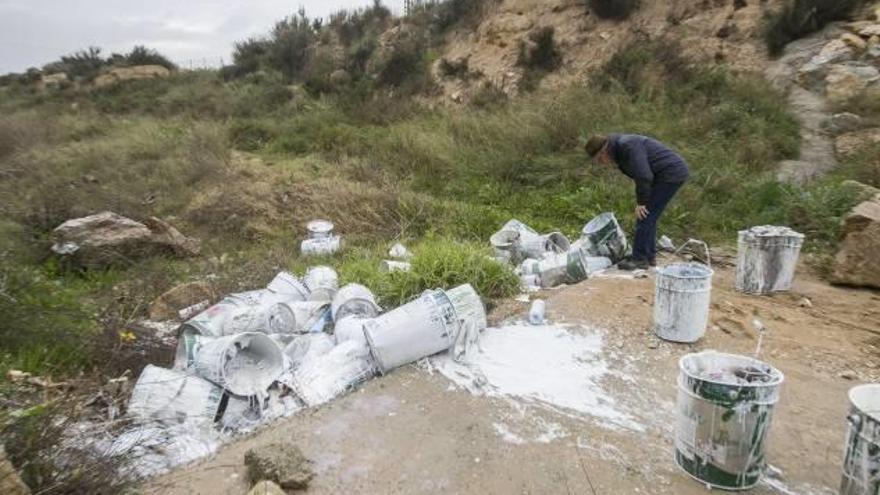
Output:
[673, 239, 711, 269]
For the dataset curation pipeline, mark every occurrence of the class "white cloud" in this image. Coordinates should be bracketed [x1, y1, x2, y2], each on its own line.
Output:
[0, 0, 406, 73]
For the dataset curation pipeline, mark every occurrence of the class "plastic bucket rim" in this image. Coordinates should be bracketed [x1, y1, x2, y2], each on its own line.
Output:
[658, 262, 715, 280]
[679, 351, 785, 389]
[849, 383, 880, 422]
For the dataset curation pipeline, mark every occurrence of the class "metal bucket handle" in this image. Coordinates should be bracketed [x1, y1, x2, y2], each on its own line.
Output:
[673, 239, 711, 270]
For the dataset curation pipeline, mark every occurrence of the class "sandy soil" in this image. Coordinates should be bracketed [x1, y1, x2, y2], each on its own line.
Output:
[149, 255, 880, 495]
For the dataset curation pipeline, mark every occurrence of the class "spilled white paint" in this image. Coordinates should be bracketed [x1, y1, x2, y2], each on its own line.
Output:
[492, 422, 526, 444]
[434, 323, 642, 431]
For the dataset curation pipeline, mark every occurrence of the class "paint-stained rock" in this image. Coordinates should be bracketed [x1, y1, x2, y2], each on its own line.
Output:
[247, 480, 286, 495]
[244, 443, 314, 491]
[0, 445, 31, 495]
[832, 197, 880, 289]
[148, 281, 215, 321]
[51, 211, 200, 268]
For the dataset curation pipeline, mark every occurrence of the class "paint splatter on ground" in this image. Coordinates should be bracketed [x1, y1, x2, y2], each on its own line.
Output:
[433, 323, 642, 431]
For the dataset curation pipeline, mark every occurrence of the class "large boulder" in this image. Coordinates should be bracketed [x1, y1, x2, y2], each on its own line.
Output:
[92, 65, 171, 88]
[824, 62, 880, 105]
[835, 127, 880, 158]
[244, 443, 314, 491]
[0, 445, 31, 495]
[51, 211, 200, 268]
[798, 39, 855, 89]
[148, 281, 215, 321]
[832, 196, 880, 288]
[822, 112, 866, 135]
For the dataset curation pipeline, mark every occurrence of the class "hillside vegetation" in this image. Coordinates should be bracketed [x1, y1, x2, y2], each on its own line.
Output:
[1, 1, 878, 492]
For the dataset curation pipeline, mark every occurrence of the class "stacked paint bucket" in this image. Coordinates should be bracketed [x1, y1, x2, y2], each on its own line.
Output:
[675, 351, 785, 490]
[840, 384, 880, 495]
[301, 219, 341, 256]
[736, 225, 804, 294]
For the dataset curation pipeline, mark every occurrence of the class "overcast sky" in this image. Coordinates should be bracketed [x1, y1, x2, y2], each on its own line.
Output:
[0, 0, 406, 73]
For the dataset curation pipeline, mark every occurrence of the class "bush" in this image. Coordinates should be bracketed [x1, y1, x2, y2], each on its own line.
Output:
[229, 120, 278, 150]
[116, 45, 177, 70]
[43, 47, 105, 81]
[764, 0, 866, 56]
[267, 10, 317, 82]
[588, 0, 641, 20]
[518, 27, 562, 90]
[232, 38, 271, 78]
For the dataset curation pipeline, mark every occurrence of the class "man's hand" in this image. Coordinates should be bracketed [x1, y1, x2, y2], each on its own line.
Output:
[635, 205, 649, 221]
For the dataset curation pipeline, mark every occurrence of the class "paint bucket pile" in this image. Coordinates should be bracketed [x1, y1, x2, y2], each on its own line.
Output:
[126, 268, 488, 445]
[674, 351, 784, 490]
[301, 219, 342, 256]
[490, 217, 614, 290]
[735, 225, 804, 294]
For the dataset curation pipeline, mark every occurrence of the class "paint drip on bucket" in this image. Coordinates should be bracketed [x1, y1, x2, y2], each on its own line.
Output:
[736, 225, 804, 294]
[840, 384, 880, 495]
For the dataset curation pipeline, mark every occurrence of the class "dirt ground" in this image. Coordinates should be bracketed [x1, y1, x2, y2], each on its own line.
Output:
[149, 254, 880, 495]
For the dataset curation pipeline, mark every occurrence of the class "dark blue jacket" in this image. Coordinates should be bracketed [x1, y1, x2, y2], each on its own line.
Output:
[608, 134, 689, 205]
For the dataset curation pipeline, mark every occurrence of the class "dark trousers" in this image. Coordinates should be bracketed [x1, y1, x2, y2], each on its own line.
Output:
[633, 182, 684, 262]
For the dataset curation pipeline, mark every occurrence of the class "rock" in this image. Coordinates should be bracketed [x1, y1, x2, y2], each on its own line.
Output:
[825, 62, 880, 105]
[839, 370, 858, 381]
[248, 481, 287, 495]
[798, 39, 855, 89]
[822, 112, 866, 135]
[148, 281, 215, 321]
[51, 211, 200, 268]
[92, 65, 171, 89]
[450, 91, 463, 103]
[244, 443, 314, 491]
[835, 128, 880, 158]
[840, 33, 868, 51]
[865, 44, 880, 61]
[831, 198, 880, 288]
[0, 445, 31, 495]
[329, 69, 351, 85]
[841, 180, 880, 200]
[860, 24, 880, 38]
[37, 72, 68, 91]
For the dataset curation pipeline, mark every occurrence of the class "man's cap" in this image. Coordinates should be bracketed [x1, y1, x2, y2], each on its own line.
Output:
[584, 135, 607, 157]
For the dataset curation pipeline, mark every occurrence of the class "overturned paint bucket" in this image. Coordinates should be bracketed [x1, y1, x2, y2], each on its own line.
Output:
[840, 384, 880, 495]
[193, 332, 284, 396]
[735, 226, 804, 295]
[518, 231, 571, 260]
[266, 272, 309, 301]
[331, 283, 380, 321]
[279, 301, 331, 334]
[291, 340, 375, 407]
[334, 315, 369, 345]
[490, 230, 520, 264]
[654, 263, 714, 343]
[128, 365, 225, 425]
[521, 249, 611, 288]
[301, 236, 341, 256]
[675, 351, 784, 490]
[364, 289, 460, 374]
[304, 266, 339, 302]
[306, 219, 334, 239]
[581, 212, 629, 263]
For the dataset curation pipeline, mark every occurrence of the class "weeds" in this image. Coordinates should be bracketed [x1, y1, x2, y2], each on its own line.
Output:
[588, 0, 641, 20]
[764, 0, 867, 56]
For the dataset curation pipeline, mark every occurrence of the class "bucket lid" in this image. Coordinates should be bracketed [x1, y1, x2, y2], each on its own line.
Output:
[679, 351, 784, 388]
[307, 219, 334, 235]
[849, 384, 880, 421]
[738, 225, 804, 239]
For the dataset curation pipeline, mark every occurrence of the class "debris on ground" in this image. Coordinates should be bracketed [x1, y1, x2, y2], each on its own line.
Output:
[0, 445, 31, 495]
[50, 211, 200, 267]
[247, 480, 287, 495]
[148, 281, 215, 321]
[244, 442, 314, 491]
[110, 240, 489, 477]
[388, 242, 412, 259]
[301, 219, 341, 256]
[831, 195, 880, 288]
[658, 235, 675, 252]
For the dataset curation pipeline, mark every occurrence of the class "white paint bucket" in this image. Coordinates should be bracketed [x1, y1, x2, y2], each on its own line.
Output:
[446, 284, 487, 362]
[523, 249, 610, 288]
[529, 300, 545, 325]
[840, 384, 880, 495]
[363, 289, 459, 374]
[304, 266, 339, 302]
[225, 302, 297, 335]
[389, 242, 412, 259]
[519, 231, 571, 260]
[193, 332, 284, 396]
[490, 230, 520, 263]
[266, 272, 309, 301]
[334, 315, 369, 345]
[306, 219, 334, 239]
[675, 351, 784, 490]
[283, 333, 336, 368]
[301, 236, 341, 256]
[380, 260, 412, 273]
[128, 365, 225, 426]
[179, 298, 240, 337]
[735, 226, 805, 294]
[291, 340, 375, 407]
[581, 212, 629, 263]
[653, 263, 714, 343]
[331, 283, 380, 321]
[174, 328, 211, 370]
[279, 301, 331, 334]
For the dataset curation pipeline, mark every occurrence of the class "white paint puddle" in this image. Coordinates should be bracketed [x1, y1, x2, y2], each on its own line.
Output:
[434, 323, 642, 431]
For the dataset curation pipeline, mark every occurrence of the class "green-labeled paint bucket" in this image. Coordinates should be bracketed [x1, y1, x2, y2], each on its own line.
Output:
[840, 384, 880, 495]
[675, 351, 784, 491]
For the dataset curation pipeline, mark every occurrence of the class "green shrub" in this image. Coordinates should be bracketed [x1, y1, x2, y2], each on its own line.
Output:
[267, 10, 317, 82]
[42, 46, 105, 81]
[229, 120, 278, 150]
[115, 45, 177, 70]
[518, 27, 562, 91]
[764, 0, 866, 56]
[588, 0, 641, 20]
